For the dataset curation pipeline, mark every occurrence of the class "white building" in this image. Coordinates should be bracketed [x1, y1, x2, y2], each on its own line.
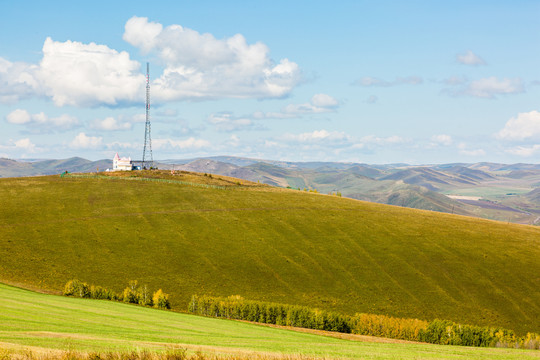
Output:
[112, 153, 132, 171]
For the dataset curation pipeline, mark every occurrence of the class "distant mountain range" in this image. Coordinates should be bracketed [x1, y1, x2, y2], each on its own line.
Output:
[3, 156, 540, 225]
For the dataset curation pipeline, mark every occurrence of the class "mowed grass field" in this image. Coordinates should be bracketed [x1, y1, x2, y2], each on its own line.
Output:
[1, 283, 540, 360]
[1, 172, 540, 334]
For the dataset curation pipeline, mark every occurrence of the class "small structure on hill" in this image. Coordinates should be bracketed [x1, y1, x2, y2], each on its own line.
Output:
[112, 153, 133, 171]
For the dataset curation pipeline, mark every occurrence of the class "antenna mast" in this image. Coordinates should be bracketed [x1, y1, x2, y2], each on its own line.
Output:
[142, 62, 153, 169]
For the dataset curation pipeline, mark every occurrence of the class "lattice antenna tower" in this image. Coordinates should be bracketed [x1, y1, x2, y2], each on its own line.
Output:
[142, 62, 153, 169]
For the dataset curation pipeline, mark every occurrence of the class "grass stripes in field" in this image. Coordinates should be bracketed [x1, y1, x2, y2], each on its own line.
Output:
[1, 284, 539, 360]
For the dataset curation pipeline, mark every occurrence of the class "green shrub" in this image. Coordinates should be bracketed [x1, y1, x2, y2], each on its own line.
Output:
[63, 279, 90, 298]
[63, 279, 169, 310]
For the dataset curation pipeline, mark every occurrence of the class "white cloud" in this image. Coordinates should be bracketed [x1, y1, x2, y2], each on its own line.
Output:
[283, 129, 350, 143]
[107, 141, 138, 150]
[431, 134, 453, 146]
[2, 17, 300, 106]
[496, 111, 540, 141]
[208, 93, 340, 130]
[91, 116, 132, 131]
[505, 144, 540, 157]
[466, 77, 523, 98]
[311, 93, 339, 108]
[70, 132, 103, 149]
[124, 16, 301, 101]
[0, 138, 39, 155]
[456, 50, 486, 66]
[153, 137, 211, 150]
[0, 38, 145, 108]
[0, 58, 40, 104]
[6, 108, 79, 131]
[14, 138, 37, 152]
[282, 94, 339, 115]
[354, 76, 423, 87]
[226, 134, 241, 147]
[6, 109, 31, 124]
[38, 38, 145, 107]
[445, 77, 524, 99]
[207, 112, 253, 132]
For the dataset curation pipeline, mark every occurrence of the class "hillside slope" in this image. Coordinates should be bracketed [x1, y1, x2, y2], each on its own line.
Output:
[1, 171, 540, 334]
[3, 284, 537, 359]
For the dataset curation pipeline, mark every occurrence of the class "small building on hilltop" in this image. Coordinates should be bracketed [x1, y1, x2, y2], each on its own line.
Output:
[112, 153, 132, 171]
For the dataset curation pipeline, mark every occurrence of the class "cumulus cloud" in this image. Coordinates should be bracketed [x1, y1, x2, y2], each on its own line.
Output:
[124, 16, 301, 101]
[456, 50, 486, 66]
[0, 58, 40, 104]
[0, 138, 39, 156]
[283, 129, 350, 143]
[251, 93, 339, 120]
[207, 93, 340, 130]
[354, 76, 423, 87]
[38, 38, 145, 107]
[1, 17, 300, 106]
[208, 112, 253, 132]
[91, 116, 132, 131]
[6, 108, 79, 132]
[14, 138, 37, 152]
[0, 38, 145, 107]
[444, 77, 524, 98]
[70, 132, 103, 149]
[505, 144, 540, 157]
[496, 111, 540, 141]
[281, 94, 339, 115]
[6, 109, 31, 124]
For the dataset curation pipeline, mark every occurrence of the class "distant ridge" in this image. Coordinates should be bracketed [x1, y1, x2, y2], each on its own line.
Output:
[2, 156, 540, 225]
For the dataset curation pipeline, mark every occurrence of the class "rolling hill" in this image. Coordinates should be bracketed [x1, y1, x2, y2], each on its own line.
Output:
[1, 170, 540, 335]
[4, 157, 540, 224]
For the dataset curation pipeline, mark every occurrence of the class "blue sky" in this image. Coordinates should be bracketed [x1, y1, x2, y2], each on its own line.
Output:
[1, 1, 540, 164]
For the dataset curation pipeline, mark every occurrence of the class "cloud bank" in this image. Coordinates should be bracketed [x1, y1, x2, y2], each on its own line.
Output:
[0, 17, 301, 108]
[124, 16, 301, 101]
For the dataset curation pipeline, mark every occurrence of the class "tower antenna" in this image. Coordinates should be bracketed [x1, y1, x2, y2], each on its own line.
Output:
[142, 62, 153, 169]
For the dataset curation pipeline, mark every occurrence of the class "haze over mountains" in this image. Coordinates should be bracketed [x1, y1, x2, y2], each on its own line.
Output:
[3, 156, 540, 225]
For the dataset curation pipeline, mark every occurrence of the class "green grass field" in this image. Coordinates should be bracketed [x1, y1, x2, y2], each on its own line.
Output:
[1, 283, 539, 360]
[1, 171, 540, 335]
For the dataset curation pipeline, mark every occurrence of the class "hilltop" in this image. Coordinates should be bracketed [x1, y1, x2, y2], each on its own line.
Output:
[3, 156, 540, 224]
[1, 170, 540, 335]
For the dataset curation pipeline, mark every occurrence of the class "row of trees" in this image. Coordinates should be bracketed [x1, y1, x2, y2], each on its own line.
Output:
[189, 295, 350, 333]
[188, 295, 540, 350]
[63, 279, 170, 309]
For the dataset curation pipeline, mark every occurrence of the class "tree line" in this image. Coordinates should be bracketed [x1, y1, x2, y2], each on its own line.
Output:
[63, 279, 170, 309]
[188, 295, 540, 350]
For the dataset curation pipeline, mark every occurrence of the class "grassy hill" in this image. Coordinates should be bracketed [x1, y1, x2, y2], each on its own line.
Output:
[4, 284, 539, 359]
[1, 171, 540, 335]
